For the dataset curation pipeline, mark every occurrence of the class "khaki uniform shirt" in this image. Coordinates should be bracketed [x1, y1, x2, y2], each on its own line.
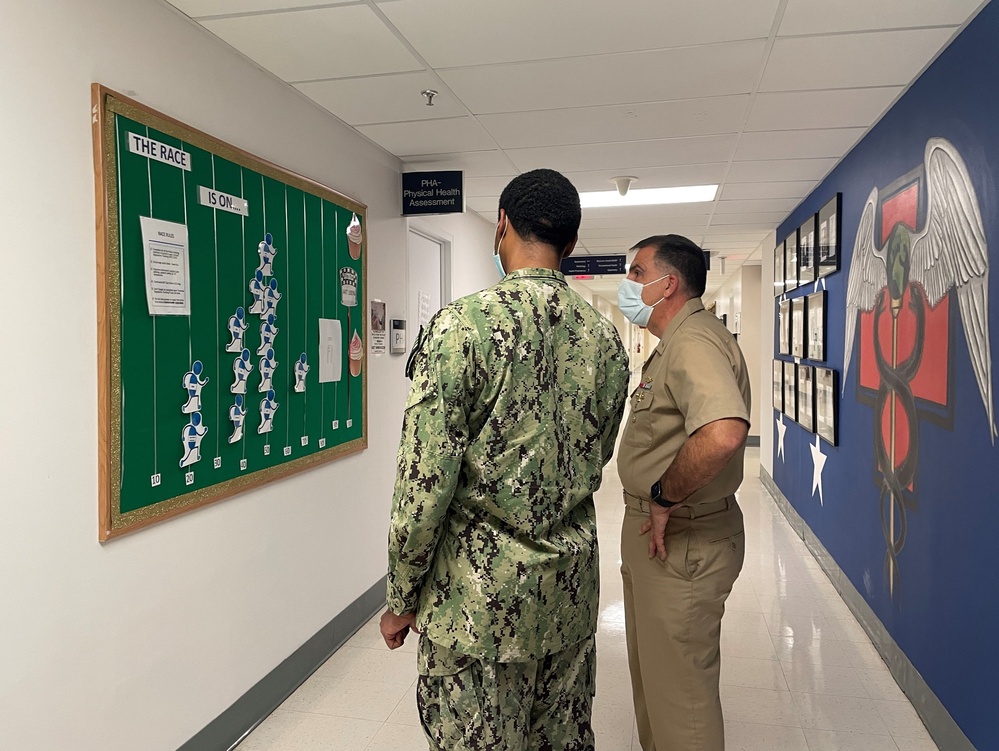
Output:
[388, 268, 629, 663]
[617, 298, 751, 506]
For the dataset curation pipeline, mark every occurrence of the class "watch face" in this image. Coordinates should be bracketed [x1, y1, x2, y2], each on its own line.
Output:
[651, 480, 662, 499]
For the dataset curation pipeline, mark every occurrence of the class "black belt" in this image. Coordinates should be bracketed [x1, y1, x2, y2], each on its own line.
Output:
[623, 490, 735, 518]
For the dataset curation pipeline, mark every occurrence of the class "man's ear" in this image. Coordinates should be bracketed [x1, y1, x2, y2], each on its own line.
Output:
[561, 234, 578, 260]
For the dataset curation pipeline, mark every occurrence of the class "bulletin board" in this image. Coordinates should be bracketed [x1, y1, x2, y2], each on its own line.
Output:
[92, 85, 367, 540]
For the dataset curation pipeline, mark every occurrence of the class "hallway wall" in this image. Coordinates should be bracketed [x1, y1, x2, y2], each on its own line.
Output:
[0, 1, 491, 749]
[768, 1, 998, 745]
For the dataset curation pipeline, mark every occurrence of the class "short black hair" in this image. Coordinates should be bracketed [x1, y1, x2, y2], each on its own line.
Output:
[632, 234, 707, 297]
[498, 169, 581, 251]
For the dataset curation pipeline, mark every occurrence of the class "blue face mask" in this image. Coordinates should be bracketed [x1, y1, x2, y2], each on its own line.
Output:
[617, 274, 669, 327]
[494, 220, 508, 279]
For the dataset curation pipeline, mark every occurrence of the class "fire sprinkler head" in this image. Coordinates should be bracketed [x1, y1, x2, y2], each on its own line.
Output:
[421, 89, 438, 106]
[610, 176, 638, 196]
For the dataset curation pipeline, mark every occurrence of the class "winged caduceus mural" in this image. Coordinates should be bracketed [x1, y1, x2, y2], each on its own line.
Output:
[843, 137, 995, 598]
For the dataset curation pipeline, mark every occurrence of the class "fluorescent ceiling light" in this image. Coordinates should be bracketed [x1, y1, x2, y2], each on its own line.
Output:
[579, 184, 717, 209]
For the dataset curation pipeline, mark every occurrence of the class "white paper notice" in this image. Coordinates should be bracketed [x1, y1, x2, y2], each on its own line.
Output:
[418, 291, 432, 327]
[140, 217, 191, 316]
[370, 300, 386, 355]
[318, 318, 343, 383]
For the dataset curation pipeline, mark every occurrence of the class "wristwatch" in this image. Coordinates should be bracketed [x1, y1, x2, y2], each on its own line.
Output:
[650, 480, 680, 509]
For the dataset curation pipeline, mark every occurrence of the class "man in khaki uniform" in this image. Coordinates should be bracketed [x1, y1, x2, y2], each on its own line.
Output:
[615, 235, 751, 751]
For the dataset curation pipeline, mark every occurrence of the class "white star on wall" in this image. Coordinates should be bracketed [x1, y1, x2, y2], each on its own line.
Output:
[776, 415, 787, 461]
[810, 434, 827, 505]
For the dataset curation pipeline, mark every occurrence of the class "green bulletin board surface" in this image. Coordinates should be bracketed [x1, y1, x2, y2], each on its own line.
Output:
[93, 86, 367, 539]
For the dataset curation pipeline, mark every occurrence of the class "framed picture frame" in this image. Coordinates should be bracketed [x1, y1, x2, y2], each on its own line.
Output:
[783, 361, 797, 421]
[798, 215, 817, 286]
[773, 242, 784, 297]
[772, 360, 783, 411]
[817, 193, 842, 278]
[791, 296, 806, 359]
[796, 365, 815, 432]
[778, 299, 791, 355]
[784, 230, 799, 292]
[815, 367, 839, 446]
[806, 290, 826, 361]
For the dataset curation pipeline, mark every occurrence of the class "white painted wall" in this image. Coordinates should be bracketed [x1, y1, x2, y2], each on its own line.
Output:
[0, 1, 492, 749]
[758, 234, 778, 475]
[705, 263, 764, 440]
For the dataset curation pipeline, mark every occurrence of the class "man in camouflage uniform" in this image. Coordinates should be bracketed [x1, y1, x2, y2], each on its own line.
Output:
[381, 169, 629, 750]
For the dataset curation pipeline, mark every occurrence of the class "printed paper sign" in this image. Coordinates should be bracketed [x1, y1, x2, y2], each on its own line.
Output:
[128, 133, 191, 170]
[370, 300, 386, 355]
[318, 318, 343, 383]
[140, 216, 191, 316]
[198, 186, 249, 217]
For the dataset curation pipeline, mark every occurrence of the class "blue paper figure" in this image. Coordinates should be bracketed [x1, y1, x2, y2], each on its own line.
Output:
[262, 278, 282, 319]
[228, 394, 246, 444]
[225, 306, 247, 353]
[231, 349, 254, 394]
[258, 389, 279, 434]
[257, 313, 279, 356]
[258, 348, 278, 393]
[294, 352, 310, 393]
[182, 360, 209, 414]
[180, 412, 208, 468]
[248, 270, 266, 315]
[256, 232, 276, 276]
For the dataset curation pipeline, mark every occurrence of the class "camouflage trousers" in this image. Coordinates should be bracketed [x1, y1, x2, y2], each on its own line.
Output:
[416, 634, 596, 751]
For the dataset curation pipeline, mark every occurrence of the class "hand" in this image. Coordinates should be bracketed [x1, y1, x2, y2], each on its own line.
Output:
[639, 504, 673, 561]
[380, 610, 418, 650]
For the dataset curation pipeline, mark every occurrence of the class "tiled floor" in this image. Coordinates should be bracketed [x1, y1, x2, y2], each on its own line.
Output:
[237, 449, 938, 750]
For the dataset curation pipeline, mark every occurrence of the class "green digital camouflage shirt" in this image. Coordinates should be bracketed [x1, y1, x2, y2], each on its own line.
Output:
[387, 267, 628, 663]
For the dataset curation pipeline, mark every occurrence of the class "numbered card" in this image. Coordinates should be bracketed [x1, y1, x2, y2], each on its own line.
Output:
[301, 436, 309, 447]
[240, 459, 247, 471]
[213, 456, 221, 469]
[150, 473, 161, 488]
[264, 445, 271, 456]
[283, 446, 292, 457]
[332, 420, 339, 430]
[185, 471, 195, 486]
[319, 438, 327, 449]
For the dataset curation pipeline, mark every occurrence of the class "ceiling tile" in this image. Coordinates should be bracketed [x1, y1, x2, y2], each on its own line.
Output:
[361, 117, 497, 156]
[464, 177, 512, 197]
[402, 151, 516, 178]
[477, 96, 748, 149]
[506, 135, 738, 174]
[296, 73, 466, 125]
[745, 87, 902, 131]
[760, 28, 958, 91]
[714, 198, 800, 214]
[564, 164, 729, 193]
[168, 1, 354, 17]
[734, 128, 866, 161]
[439, 41, 766, 114]
[377, 0, 780, 68]
[720, 181, 817, 200]
[710, 212, 788, 225]
[778, 0, 981, 36]
[581, 205, 714, 223]
[201, 5, 422, 82]
[726, 157, 838, 183]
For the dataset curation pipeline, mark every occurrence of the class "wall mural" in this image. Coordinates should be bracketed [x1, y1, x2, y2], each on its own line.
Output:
[843, 137, 994, 598]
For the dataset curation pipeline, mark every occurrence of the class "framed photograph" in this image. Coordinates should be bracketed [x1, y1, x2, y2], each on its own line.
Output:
[772, 360, 783, 411]
[817, 193, 842, 278]
[778, 299, 791, 355]
[784, 230, 799, 292]
[797, 365, 815, 432]
[815, 367, 838, 446]
[783, 361, 797, 421]
[798, 215, 817, 286]
[773, 242, 784, 297]
[806, 290, 826, 361]
[791, 296, 806, 359]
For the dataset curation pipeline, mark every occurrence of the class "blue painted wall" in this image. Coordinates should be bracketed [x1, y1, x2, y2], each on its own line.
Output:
[773, 3, 999, 746]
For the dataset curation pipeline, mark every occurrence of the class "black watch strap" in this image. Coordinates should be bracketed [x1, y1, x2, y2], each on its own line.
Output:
[650, 480, 680, 509]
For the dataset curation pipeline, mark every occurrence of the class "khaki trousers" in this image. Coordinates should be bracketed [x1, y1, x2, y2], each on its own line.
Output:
[621, 497, 745, 751]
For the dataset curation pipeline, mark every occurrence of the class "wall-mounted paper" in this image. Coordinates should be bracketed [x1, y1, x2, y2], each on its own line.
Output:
[140, 216, 190, 316]
[318, 318, 342, 383]
[370, 300, 386, 355]
[419, 290, 432, 327]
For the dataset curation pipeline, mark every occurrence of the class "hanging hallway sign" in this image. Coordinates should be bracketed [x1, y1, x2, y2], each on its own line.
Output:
[561, 254, 626, 276]
[402, 170, 463, 215]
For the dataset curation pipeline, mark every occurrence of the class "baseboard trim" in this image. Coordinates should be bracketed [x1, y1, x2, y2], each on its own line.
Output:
[759, 469, 975, 751]
[178, 576, 387, 751]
